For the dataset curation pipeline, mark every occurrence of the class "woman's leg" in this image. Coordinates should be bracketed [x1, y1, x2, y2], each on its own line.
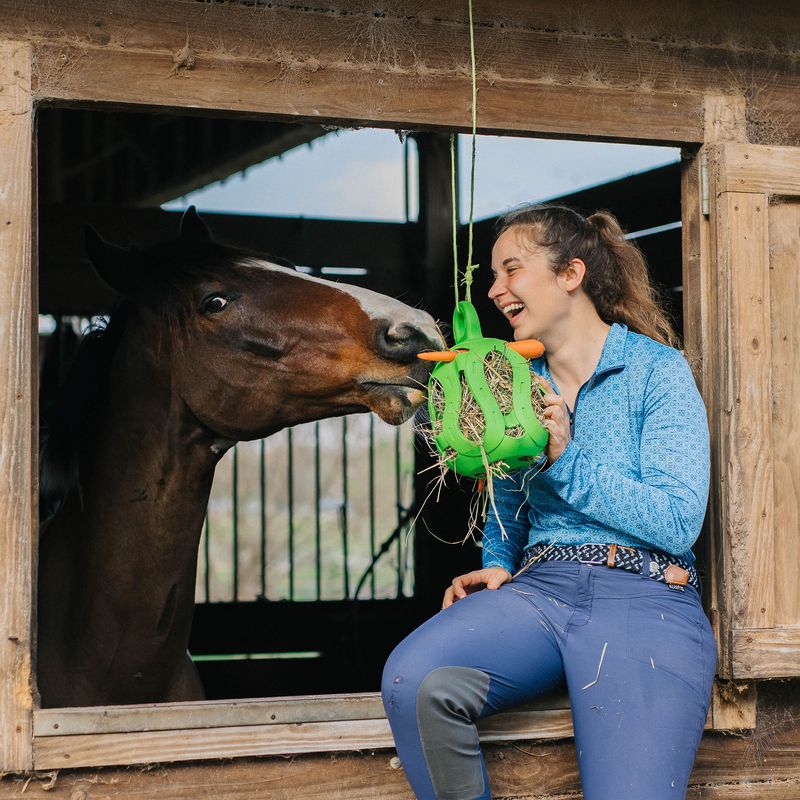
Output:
[382, 579, 569, 800]
[563, 569, 716, 800]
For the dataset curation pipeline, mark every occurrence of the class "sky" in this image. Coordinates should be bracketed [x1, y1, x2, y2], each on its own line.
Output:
[163, 129, 680, 224]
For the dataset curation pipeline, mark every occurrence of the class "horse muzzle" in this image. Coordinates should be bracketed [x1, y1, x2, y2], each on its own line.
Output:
[358, 379, 428, 424]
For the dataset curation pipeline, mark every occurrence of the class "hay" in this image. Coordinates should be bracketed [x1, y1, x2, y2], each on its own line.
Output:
[416, 350, 549, 543]
[428, 350, 547, 445]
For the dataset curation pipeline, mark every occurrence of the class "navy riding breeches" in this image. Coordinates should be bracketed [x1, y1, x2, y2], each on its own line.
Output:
[382, 560, 716, 800]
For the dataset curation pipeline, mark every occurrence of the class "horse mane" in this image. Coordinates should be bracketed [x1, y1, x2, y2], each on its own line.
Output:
[39, 305, 131, 528]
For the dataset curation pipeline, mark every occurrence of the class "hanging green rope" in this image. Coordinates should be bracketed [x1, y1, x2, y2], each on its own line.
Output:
[464, 0, 479, 303]
[420, 0, 550, 482]
[451, 0, 480, 306]
[450, 133, 459, 308]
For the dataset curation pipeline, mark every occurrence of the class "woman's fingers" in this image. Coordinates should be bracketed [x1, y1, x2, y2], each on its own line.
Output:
[534, 374, 571, 464]
[442, 569, 511, 608]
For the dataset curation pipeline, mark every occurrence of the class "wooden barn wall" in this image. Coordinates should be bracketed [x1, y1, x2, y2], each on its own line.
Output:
[0, 0, 796, 146]
[3, 0, 800, 796]
[0, 39, 36, 775]
[0, 681, 797, 799]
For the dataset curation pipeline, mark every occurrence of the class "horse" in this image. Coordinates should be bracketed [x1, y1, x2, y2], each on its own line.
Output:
[37, 208, 442, 708]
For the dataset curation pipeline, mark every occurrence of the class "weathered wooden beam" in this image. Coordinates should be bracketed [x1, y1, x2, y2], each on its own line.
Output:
[32, 709, 578, 770]
[0, 0, 735, 145]
[710, 187, 775, 649]
[5, 681, 800, 800]
[7, 0, 798, 144]
[769, 199, 800, 631]
[714, 144, 800, 194]
[133, 121, 328, 207]
[32, 46, 704, 145]
[0, 38, 36, 774]
[710, 679, 757, 731]
[731, 629, 800, 678]
[33, 690, 571, 738]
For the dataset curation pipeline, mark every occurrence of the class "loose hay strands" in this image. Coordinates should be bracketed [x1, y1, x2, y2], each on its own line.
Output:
[429, 352, 547, 444]
[417, 355, 547, 544]
[582, 641, 609, 690]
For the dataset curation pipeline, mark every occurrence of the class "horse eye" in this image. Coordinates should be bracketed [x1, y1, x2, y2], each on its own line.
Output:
[202, 295, 229, 314]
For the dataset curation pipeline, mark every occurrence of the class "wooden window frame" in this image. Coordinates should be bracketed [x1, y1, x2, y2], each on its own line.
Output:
[1, 33, 754, 774]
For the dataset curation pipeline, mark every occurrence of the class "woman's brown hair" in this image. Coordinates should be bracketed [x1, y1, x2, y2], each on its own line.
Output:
[496, 204, 680, 349]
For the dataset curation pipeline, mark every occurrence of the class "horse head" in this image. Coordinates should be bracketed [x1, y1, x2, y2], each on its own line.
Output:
[84, 208, 443, 442]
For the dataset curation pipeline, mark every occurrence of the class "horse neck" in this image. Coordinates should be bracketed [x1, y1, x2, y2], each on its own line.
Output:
[73, 321, 221, 617]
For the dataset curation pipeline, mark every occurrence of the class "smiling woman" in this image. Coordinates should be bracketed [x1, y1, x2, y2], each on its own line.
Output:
[36, 208, 442, 708]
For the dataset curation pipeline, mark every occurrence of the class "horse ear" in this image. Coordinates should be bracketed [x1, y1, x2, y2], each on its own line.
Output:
[179, 206, 211, 242]
[84, 226, 138, 297]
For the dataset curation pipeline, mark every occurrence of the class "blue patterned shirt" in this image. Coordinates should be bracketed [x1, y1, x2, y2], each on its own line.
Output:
[481, 323, 710, 574]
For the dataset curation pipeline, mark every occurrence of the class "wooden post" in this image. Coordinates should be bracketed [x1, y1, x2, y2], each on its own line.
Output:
[682, 96, 759, 726]
[0, 39, 36, 772]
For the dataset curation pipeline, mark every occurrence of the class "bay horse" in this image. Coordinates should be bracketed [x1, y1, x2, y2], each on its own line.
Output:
[37, 208, 442, 708]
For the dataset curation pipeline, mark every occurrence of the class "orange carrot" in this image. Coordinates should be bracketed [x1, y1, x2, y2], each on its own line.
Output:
[507, 339, 545, 359]
[417, 350, 466, 362]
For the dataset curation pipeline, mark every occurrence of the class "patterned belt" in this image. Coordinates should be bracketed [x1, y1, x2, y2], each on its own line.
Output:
[519, 542, 700, 592]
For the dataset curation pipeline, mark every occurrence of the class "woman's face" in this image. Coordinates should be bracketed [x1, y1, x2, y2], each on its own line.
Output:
[489, 227, 567, 341]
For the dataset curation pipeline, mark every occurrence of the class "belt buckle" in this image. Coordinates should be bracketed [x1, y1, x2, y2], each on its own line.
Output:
[576, 543, 606, 566]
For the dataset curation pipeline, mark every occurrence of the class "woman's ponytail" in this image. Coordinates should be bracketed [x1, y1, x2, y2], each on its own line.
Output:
[497, 205, 680, 349]
[585, 211, 680, 349]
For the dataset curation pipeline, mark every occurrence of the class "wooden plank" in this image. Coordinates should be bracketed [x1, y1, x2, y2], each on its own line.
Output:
[687, 783, 800, 800]
[34, 694, 387, 737]
[34, 691, 571, 738]
[731, 628, 800, 677]
[705, 144, 734, 675]
[32, 710, 576, 770]
[7, 686, 800, 800]
[692, 96, 746, 682]
[710, 680, 757, 731]
[712, 188, 775, 636]
[704, 95, 747, 143]
[717, 144, 800, 195]
[680, 148, 722, 661]
[13, 675, 800, 797]
[6, 0, 800, 66]
[31, 44, 704, 146]
[767, 199, 800, 627]
[0, 38, 35, 774]
[7, 0, 798, 144]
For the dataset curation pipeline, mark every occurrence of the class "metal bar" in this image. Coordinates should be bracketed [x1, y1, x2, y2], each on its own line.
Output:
[232, 444, 239, 602]
[404, 136, 410, 223]
[287, 427, 295, 601]
[369, 415, 376, 598]
[259, 437, 267, 600]
[395, 426, 403, 597]
[315, 421, 322, 602]
[341, 417, 350, 599]
[204, 515, 210, 603]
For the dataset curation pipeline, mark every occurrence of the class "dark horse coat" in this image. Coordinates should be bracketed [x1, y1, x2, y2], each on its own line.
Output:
[37, 209, 441, 707]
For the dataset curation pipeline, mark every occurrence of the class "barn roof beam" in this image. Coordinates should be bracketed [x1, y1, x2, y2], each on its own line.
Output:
[37, 109, 328, 208]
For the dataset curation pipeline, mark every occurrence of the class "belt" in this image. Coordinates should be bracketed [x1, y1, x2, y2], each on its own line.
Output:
[519, 542, 700, 592]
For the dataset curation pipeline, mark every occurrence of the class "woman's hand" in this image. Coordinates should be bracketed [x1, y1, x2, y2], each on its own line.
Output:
[536, 376, 572, 465]
[442, 567, 512, 609]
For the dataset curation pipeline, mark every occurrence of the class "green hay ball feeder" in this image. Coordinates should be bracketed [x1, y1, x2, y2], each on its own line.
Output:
[423, 301, 550, 479]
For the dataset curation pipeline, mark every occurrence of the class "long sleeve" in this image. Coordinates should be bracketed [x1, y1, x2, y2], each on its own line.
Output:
[481, 470, 533, 573]
[536, 354, 709, 556]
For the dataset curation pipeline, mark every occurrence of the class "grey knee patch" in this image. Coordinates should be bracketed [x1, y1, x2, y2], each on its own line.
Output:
[416, 666, 491, 800]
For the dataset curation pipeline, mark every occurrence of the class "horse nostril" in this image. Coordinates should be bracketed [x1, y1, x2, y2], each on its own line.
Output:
[379, 322, 434, 361]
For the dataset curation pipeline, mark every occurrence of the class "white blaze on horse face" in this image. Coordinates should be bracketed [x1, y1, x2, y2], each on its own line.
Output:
[238, 258, 442, 346]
